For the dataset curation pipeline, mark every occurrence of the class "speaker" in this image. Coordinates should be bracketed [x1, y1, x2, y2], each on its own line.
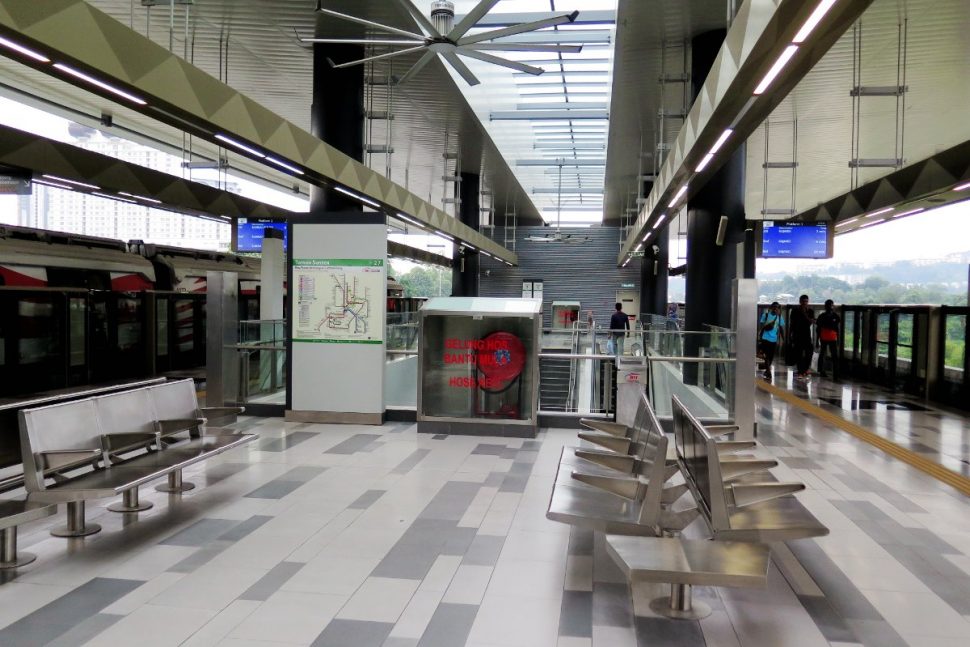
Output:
[715, 215, 729, 246]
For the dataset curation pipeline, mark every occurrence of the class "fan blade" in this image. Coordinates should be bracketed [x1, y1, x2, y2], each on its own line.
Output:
[466, 43, 584, 53]
[316, 6, 427, 41]
[395, 51, 436, 84]
[458, 11, 580, 46]
[442, 51, 481, 86]
[448, 0, 500, 41]
[296, 33, 424, 46]
[328, 46, 427, 69]
[390, 0, 443, 38]
[456, 48, 545, 76]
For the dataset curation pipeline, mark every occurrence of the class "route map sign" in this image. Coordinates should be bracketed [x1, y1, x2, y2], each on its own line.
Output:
[292, 258, 384, 344]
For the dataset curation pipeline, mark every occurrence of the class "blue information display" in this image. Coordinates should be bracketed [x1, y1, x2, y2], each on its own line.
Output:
[760, 222, 829, 258]
[236, 218, 288, 253]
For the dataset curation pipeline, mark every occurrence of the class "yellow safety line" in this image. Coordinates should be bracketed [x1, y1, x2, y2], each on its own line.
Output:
[757, 380, 970, 497]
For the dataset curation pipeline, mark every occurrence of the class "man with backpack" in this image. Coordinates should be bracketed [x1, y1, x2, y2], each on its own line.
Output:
[759, 302, 785, 380]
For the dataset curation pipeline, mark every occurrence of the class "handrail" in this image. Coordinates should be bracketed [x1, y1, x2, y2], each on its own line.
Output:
[538, 352, 735, 363]
[386, 349, 419, 356]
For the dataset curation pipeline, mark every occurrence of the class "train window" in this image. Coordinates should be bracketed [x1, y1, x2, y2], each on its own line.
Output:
[47, 268, 111, 290]
[69, 297, 86, 367]
[157, 298, 169, 357]
[17, 296, 60, 366]
[116, 297, 143, 352]
[175, 299, 195, 356]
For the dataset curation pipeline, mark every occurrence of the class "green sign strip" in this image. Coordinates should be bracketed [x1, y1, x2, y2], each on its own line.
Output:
[293, 258, 384, 267]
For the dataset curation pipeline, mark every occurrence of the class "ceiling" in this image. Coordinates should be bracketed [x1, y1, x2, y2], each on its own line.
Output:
[20, 0, 545, 226]
[745, 0, 970, 224]
[603, 0, 726, 226]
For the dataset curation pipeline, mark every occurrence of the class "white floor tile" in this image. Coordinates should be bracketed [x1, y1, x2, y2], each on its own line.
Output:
[468, 594, 560, 647]
[336, 576, 420, 623]
[182, 600, 261, 647]
[84, 604, 216, 647]
[442, 565, 493, 606]
[230, 590, 345, 644]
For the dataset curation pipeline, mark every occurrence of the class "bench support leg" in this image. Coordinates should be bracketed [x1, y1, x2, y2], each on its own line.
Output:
[649, 583, 712, 620]
[108, 487, 154, 513]
[155, 470, 195, 494]
[51, 502, 101, 538]
[0, 527, 37, 569]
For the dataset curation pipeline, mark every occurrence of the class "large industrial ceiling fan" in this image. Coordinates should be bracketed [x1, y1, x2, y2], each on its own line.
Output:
[300, 0, 583, 86]
[525, 162, 592, 244]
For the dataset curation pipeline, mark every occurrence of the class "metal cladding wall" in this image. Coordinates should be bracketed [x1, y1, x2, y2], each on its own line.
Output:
[479, 227, 641, 328]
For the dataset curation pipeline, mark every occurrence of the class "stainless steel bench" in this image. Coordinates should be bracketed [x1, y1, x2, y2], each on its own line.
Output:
[145, 379, 245, 492]
[547, 394, 696, 536]
[19, 384, 255, 538]
[604, 395, 829, 620]
[0, 499, 56, 569]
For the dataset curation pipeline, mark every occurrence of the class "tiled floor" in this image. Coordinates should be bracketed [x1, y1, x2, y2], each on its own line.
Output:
[765, 367, 970, 474]
[1, 391, 969, 646]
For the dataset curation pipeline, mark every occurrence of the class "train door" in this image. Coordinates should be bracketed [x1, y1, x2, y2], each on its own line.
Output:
[0, 291, 67, 396]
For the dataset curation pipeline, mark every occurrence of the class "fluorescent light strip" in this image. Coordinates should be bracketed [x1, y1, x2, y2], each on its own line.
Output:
[835, 217, 859, 228]
[695, 153, 715, 173]
[32, 179, 74, 191]
[955, 181, 970, 191]
[858, 221, 882, 230]
[396, 213, 425, 229]
[793, 0, 839, 44]
[894, 207, 924, 218]
[53, 63, 146, 105]
[867, 207, 894, 217]
[334, 186, 380, 208]
[0, 36, 50, 63]
[709, 129, 734, 156]
[118, 191, 162, 204]
[634, 244, 643, 252]
[42, 174, 99, 190]
[753, 45, 799, 95]
[92, 192, 137, 204]
[437, 232, 455, 241]
[651, 214, 667, 231]
[642, 233, 650, 243]
[622, 258, 630, 267]
[266, 157, 303, 175]
[215, 134, 266, 158]
[668, 185, 688, 208]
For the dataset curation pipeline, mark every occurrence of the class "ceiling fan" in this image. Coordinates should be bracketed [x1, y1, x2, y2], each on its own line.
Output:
[300, 0, 584, 86]
[525, 162, 593, 244]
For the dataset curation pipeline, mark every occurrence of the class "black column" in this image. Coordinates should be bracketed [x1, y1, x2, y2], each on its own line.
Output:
[685, 29, 754, 333]
[310, 44, 365, 214]
[639, 178, 669, 316]
[640, 227, 670, 317]
[452, 172, 480, 296]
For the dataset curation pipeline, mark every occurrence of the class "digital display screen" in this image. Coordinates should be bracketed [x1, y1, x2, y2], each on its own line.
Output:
[236, 218, 288, 253]
[760, 221, 829, 258]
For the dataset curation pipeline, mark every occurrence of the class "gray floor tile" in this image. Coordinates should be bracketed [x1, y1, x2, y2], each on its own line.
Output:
[484, 472, 506, 486]
[498, 473, 529, 493]
[283, 465, 329, 481]
[372, 541, 443, 580]
[160, 518, 239, 546]
[633, 615, 706, 646]
[787, 540, 884, 621]
[245, 480, 306, 499]
[259, 431, 318, 452]
[218, 515, 273, 541]
[349, 489, 388, 510]
[471, 444, 507, 456]
[845, 618, 910, 647]
[313, 619, 394, 647]
[324, 433, 382, 454]
[240, 561, 305, 601]
[420, 482, 482, 521]
[461, 535, 506, 566]
[0, 578, 141, 646]
[416, 603, 479, 647]
[592, 582, 632, 628]
[559, 590, 593, 638]
[168, 542, 232, 573]
[392, 449, 431, 474]
[798, 594, 858, 643]
[44, 613, 124, 647]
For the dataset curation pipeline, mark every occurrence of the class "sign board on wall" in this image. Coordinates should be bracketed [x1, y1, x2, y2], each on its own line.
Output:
[292, 258, 384, 344]
[0, 173, 31, 195]
[521, 279, 543, 300]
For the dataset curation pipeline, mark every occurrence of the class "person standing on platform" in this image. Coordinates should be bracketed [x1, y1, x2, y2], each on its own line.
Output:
[816, 299, 841, 380]
[758, 302, 785, 380]
[610, 302, 630, 357]
[791, 294, 816, 379]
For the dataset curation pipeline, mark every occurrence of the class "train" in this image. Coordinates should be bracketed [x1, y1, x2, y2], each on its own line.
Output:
[0, 224, 423, 398]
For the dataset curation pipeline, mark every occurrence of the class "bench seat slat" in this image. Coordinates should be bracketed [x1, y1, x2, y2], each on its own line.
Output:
[0, 499, 57, 530]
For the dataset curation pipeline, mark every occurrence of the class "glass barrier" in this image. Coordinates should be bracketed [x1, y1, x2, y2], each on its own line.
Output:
[538, 351, 617, 416]
[234, 319, 287, 405]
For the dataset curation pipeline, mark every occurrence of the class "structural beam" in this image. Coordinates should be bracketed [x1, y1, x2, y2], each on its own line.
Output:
[0, 1, 517, 265]
[617, 0, 876, 264]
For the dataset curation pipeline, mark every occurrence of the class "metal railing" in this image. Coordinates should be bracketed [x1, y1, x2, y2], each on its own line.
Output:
[233, 319, 287, 405]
